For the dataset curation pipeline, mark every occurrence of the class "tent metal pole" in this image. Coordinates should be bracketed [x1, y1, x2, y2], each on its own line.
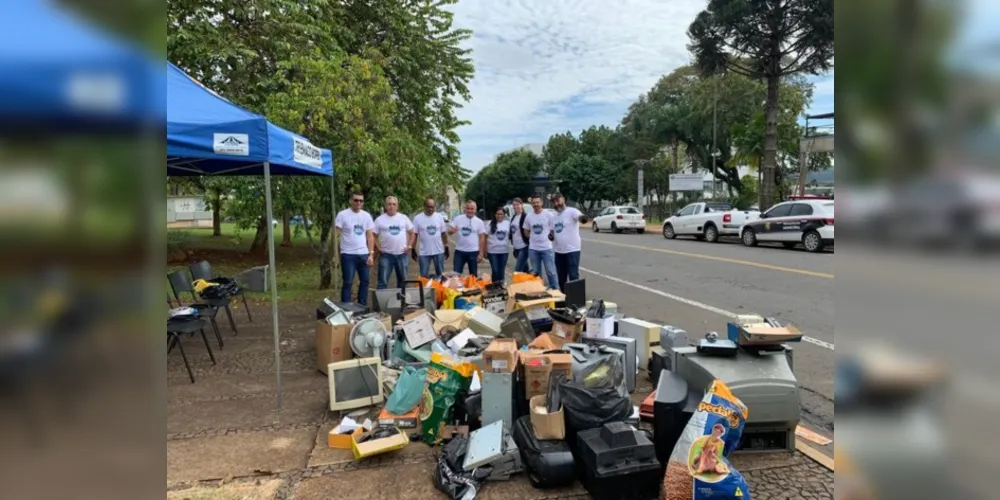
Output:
[263, 162, 283, 410]
[331, 175, 339, 293]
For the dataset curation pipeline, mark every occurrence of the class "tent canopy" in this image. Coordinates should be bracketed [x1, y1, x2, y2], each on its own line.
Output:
[167, 63, 333, 177]
[0, 0, 161, 128]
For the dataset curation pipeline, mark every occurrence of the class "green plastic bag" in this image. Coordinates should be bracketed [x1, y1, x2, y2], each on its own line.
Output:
[386, 365, 428, 415]
[421, 352, 475, 445]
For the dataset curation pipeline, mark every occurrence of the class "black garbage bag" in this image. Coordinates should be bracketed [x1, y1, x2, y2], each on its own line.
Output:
[511, 416, 575, 488]
[434, 435, 493, 500]
[199, 277, 240, 300]
[556, 364, 631, 432]
[585, 299, 605, 318]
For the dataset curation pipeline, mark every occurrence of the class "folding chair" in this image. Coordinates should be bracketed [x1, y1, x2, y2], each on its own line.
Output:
[166, 316, 215, 384]
[189, 260, 252, 322]
[167, 270, 231, 344]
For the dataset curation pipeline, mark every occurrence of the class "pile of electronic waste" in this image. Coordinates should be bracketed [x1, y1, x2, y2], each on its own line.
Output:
[315, 272, 807, 500]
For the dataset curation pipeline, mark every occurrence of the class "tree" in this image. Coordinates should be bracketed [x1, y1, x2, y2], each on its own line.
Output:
[541, 132, 578, 173]
[168, 0, 476, 288]
[554, 154, 623, 211]
[688, 0, 833, 209]
[465, 149, 542, 213]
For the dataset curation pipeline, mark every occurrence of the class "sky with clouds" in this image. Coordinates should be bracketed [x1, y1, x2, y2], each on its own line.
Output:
[448, 0, 834, 174]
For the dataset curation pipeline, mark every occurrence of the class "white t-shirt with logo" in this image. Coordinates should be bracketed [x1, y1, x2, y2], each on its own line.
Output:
[449, 215, 487, 253]
[523, 211, 554, 251]
[552, 207, 583, 254]
[511, 213, 528, 250]
[335, 208, 375, 255]
[486, 220, 511, 254]
[412, 212, 446, 256]
[373, 213, 413, 255]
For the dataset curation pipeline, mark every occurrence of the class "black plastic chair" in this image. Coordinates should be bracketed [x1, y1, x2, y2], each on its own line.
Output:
[166, 316, 215, 383]
[189, 260, 252, 322]
[167, 270, 232, 342]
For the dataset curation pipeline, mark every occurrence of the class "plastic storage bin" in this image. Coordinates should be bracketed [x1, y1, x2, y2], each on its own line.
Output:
[576, 422, 661, 500]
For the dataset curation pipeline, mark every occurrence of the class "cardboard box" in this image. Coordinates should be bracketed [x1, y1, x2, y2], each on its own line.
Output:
[584, 315, 615, 339]
[483, 338, 518, 373]
[529, 395, 565, 440]
[351, 426, 409, 460]
[520, 352, 572, 399]
[377, 406, 420, 429]
[506, 281, 564, 313]
[316, 321, 351, 374]
[328, 426, 364, 449]
[727, 322, 803, 345]
[317, 314, 392, 375]
[551, 320, 583, 345]
[523, 356, 552, 399]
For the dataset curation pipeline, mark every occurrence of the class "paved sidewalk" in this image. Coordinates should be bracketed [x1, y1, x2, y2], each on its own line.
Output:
[167, 303, 833, 500]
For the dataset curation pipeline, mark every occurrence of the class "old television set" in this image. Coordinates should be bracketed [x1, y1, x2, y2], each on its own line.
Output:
[327, 357, 384, 412]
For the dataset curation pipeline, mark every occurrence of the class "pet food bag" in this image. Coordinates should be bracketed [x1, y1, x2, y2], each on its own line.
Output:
[421, 352, 475, 445]
[663, 380, 751, 500]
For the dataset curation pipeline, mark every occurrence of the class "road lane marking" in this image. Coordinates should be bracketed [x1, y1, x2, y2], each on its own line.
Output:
[582, 238, 835, 279]
[579, 266, 835, 350]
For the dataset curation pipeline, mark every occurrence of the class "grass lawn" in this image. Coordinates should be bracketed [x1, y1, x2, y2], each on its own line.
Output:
[167, 223, 336, 303]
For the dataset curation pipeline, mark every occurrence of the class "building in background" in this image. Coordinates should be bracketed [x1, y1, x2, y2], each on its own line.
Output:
[167, 195, 213, 228]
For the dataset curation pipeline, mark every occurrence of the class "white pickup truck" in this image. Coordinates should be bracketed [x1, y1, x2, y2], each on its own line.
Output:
[661, 202, 759, 243]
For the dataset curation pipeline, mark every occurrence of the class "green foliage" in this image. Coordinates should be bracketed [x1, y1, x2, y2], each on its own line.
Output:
[168, 0, 476, 286]
[465, 149, 542, 212]
[542, 132, 578, 173]
[687, 0, 834, 209]
[554, 154, 625, 211]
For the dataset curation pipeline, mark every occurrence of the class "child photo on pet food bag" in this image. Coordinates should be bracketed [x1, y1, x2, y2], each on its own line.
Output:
[663, 380, 751, 500]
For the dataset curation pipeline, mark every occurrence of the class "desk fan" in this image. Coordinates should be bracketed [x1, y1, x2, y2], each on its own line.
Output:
[349, 317, 388, 358]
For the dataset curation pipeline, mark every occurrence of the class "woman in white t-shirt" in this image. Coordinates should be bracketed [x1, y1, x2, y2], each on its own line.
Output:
[486, 207, 511, 284]
[509, 197, 531, 274]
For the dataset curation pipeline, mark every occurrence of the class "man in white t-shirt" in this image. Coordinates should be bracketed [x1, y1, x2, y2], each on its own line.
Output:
[550, 193, 589, 291]
[411, 197, 450, 278]
[522, 196, 558, 289]
[373, 196, 415, 289]
[447, 200, 487, 276]
[335, 191, 375, 305]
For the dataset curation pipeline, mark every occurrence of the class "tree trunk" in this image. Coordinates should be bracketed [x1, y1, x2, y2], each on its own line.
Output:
[672, 140, 680, 172]
[759, 75, 781, 210]
[211, 191, 222, 236]
[317, 223, 332, 289]
[281, 209, 292, 247]
[249, 217, 268, 254]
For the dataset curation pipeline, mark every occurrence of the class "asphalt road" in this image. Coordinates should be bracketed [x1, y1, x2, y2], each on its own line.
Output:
[576, 229, 836, 433]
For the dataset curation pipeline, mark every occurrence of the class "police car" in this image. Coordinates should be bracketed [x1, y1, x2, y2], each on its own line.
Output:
[739, 199, 835, 252]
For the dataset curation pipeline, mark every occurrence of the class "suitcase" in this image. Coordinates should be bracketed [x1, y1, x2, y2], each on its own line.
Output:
[652, 371, 698, 463]
[511, 416, 575, 489]
[576, 422, 661, 500]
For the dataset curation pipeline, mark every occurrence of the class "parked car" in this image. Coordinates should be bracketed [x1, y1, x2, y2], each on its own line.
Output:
[592, 206, 646, 233]
[661, 202, 759, 242]
[739, 199, 835, 252]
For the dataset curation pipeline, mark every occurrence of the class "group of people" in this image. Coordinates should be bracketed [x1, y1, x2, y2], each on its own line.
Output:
[334, 191, 588, 306]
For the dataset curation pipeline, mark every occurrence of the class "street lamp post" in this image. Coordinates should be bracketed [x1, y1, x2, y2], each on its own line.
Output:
[711, 74, 719, 199]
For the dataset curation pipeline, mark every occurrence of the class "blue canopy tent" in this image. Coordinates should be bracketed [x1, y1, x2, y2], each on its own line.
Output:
[168, 62, 334, 408]
[0, 0, 162, 130]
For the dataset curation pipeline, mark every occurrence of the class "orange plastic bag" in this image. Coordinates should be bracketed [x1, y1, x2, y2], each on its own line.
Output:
[513, 272, 541, 285]
[418, 276, 447, 306]
[462, 275, 491, 290]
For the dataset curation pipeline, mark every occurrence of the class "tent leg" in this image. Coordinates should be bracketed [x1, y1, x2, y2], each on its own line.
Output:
[331, 176, 339, 294]
[264, 162, 282, 410]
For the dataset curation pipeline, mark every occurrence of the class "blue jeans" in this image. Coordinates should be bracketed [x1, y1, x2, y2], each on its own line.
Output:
[529, 248, 557, 289]
[554, 251, 581, 292]
[340, 253, 370, 305]
[487, 252, 509, 284]
[453, 250, 479, 276]
[513, 247, 530, 274]
[418, 253, 445, 278]
[377, 253, 409, 289]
